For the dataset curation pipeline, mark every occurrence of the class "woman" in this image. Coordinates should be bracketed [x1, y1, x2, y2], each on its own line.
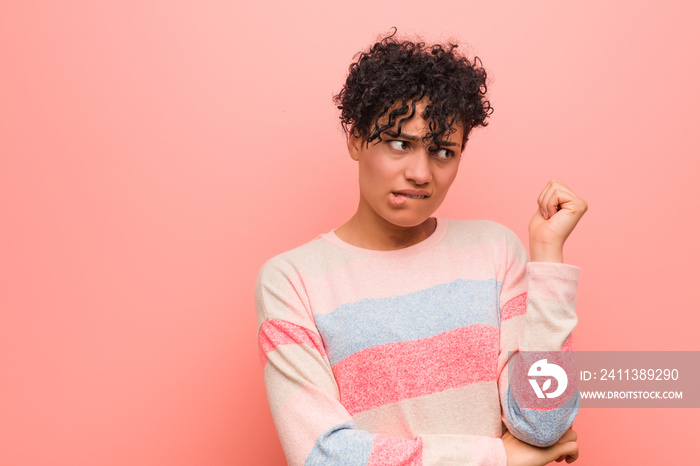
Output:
[256, 31, 586, 465]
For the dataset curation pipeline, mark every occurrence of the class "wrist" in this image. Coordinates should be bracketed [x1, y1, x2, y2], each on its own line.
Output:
[529, 241, 564, 263]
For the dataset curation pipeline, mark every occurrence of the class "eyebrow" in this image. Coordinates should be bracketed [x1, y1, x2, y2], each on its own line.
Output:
[383, 131, 459, 147]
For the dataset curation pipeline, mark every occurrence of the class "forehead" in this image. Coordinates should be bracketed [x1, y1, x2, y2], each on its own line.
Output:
[379, 115, 464, 145]
[376, 98, 464, 142]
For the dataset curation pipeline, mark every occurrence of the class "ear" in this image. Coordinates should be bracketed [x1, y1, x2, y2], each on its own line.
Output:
[347, 130, 363, 161]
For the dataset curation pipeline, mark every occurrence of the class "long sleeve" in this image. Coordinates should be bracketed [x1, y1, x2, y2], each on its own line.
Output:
[496, 228, 580, 447]
[256, 253, 508, 466]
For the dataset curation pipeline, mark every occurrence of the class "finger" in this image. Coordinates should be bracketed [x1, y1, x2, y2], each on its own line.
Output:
[548, 440, 578, 464]
[538, 179, 573, 219]
[536, 179, 560, 217]
[537, 180, 584, 220]
[557, 429, 579, 464]
[536, 180, 553, 211]
[565, 448, 579, 463]
[547, 187, 587, 220]
[542, 186, 576, 219]
[536, 185, 547, 219]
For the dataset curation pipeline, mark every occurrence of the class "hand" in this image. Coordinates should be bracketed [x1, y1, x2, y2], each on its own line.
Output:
[528, 180, 587, 262]
[502, 427, 579, 466]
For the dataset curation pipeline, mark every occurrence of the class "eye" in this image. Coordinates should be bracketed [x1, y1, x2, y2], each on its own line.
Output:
[388, 140, 410, 151]
[429, 146, 455, 160]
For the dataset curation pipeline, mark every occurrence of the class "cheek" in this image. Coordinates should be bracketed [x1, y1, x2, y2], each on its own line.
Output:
[359, 157, 396, 186]
[436, 164, 460, 187]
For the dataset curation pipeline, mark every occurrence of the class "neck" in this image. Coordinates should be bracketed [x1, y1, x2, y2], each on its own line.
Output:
[335, 210, 437, 251]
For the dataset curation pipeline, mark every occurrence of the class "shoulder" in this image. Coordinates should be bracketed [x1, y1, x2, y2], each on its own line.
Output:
[255, 234, 349, 287]
[257, 237, 320, 283]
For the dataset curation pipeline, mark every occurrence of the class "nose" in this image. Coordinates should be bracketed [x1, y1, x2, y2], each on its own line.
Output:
[404, 150, 432, 185]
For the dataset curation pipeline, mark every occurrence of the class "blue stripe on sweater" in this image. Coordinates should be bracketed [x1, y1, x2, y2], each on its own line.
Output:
[305, 421, 373, 466]
[315, 279, 500, 366]
[504, 387, 580, 446]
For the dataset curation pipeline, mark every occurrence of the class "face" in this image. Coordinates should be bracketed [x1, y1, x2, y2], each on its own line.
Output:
[348, 101, 465, 230]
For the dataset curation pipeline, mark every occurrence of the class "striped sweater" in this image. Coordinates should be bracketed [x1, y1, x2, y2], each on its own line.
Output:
[255, 218, 580, 465]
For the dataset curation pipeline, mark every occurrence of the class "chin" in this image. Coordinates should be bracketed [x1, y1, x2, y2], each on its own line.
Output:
[382, 211, 433, 229]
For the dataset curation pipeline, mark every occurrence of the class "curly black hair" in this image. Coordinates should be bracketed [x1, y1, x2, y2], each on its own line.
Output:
[333, 29, 492, 149]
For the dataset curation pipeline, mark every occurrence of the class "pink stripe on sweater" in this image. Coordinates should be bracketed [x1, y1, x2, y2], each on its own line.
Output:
[334, 325, 499, 416]
[501, 293, 527, 321]
[368, 434, 423, 466]
[258, 319, 327, 366]
[562, 333, 574, 351]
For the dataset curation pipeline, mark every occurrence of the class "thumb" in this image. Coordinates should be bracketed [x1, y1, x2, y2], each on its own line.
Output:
[549, 440, 579, 463]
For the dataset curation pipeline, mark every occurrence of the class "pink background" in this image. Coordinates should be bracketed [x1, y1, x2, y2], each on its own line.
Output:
[2, 1, 698, 464]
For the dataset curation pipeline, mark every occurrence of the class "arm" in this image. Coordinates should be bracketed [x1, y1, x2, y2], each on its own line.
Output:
[256, 257, 508, 466]
[497, 238, 580, 447]
[498, 180, 588, 448]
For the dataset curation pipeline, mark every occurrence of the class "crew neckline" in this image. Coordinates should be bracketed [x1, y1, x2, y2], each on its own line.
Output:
[320, 217, 449, 258]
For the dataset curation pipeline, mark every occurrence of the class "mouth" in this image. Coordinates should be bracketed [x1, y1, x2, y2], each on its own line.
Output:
[392, 192, 429, 199]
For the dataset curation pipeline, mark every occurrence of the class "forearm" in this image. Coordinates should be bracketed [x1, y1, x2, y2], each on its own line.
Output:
[498, 262, 580, 446]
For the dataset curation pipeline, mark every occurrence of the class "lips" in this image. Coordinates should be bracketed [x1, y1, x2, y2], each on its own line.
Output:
[392, 190, 431, 199]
